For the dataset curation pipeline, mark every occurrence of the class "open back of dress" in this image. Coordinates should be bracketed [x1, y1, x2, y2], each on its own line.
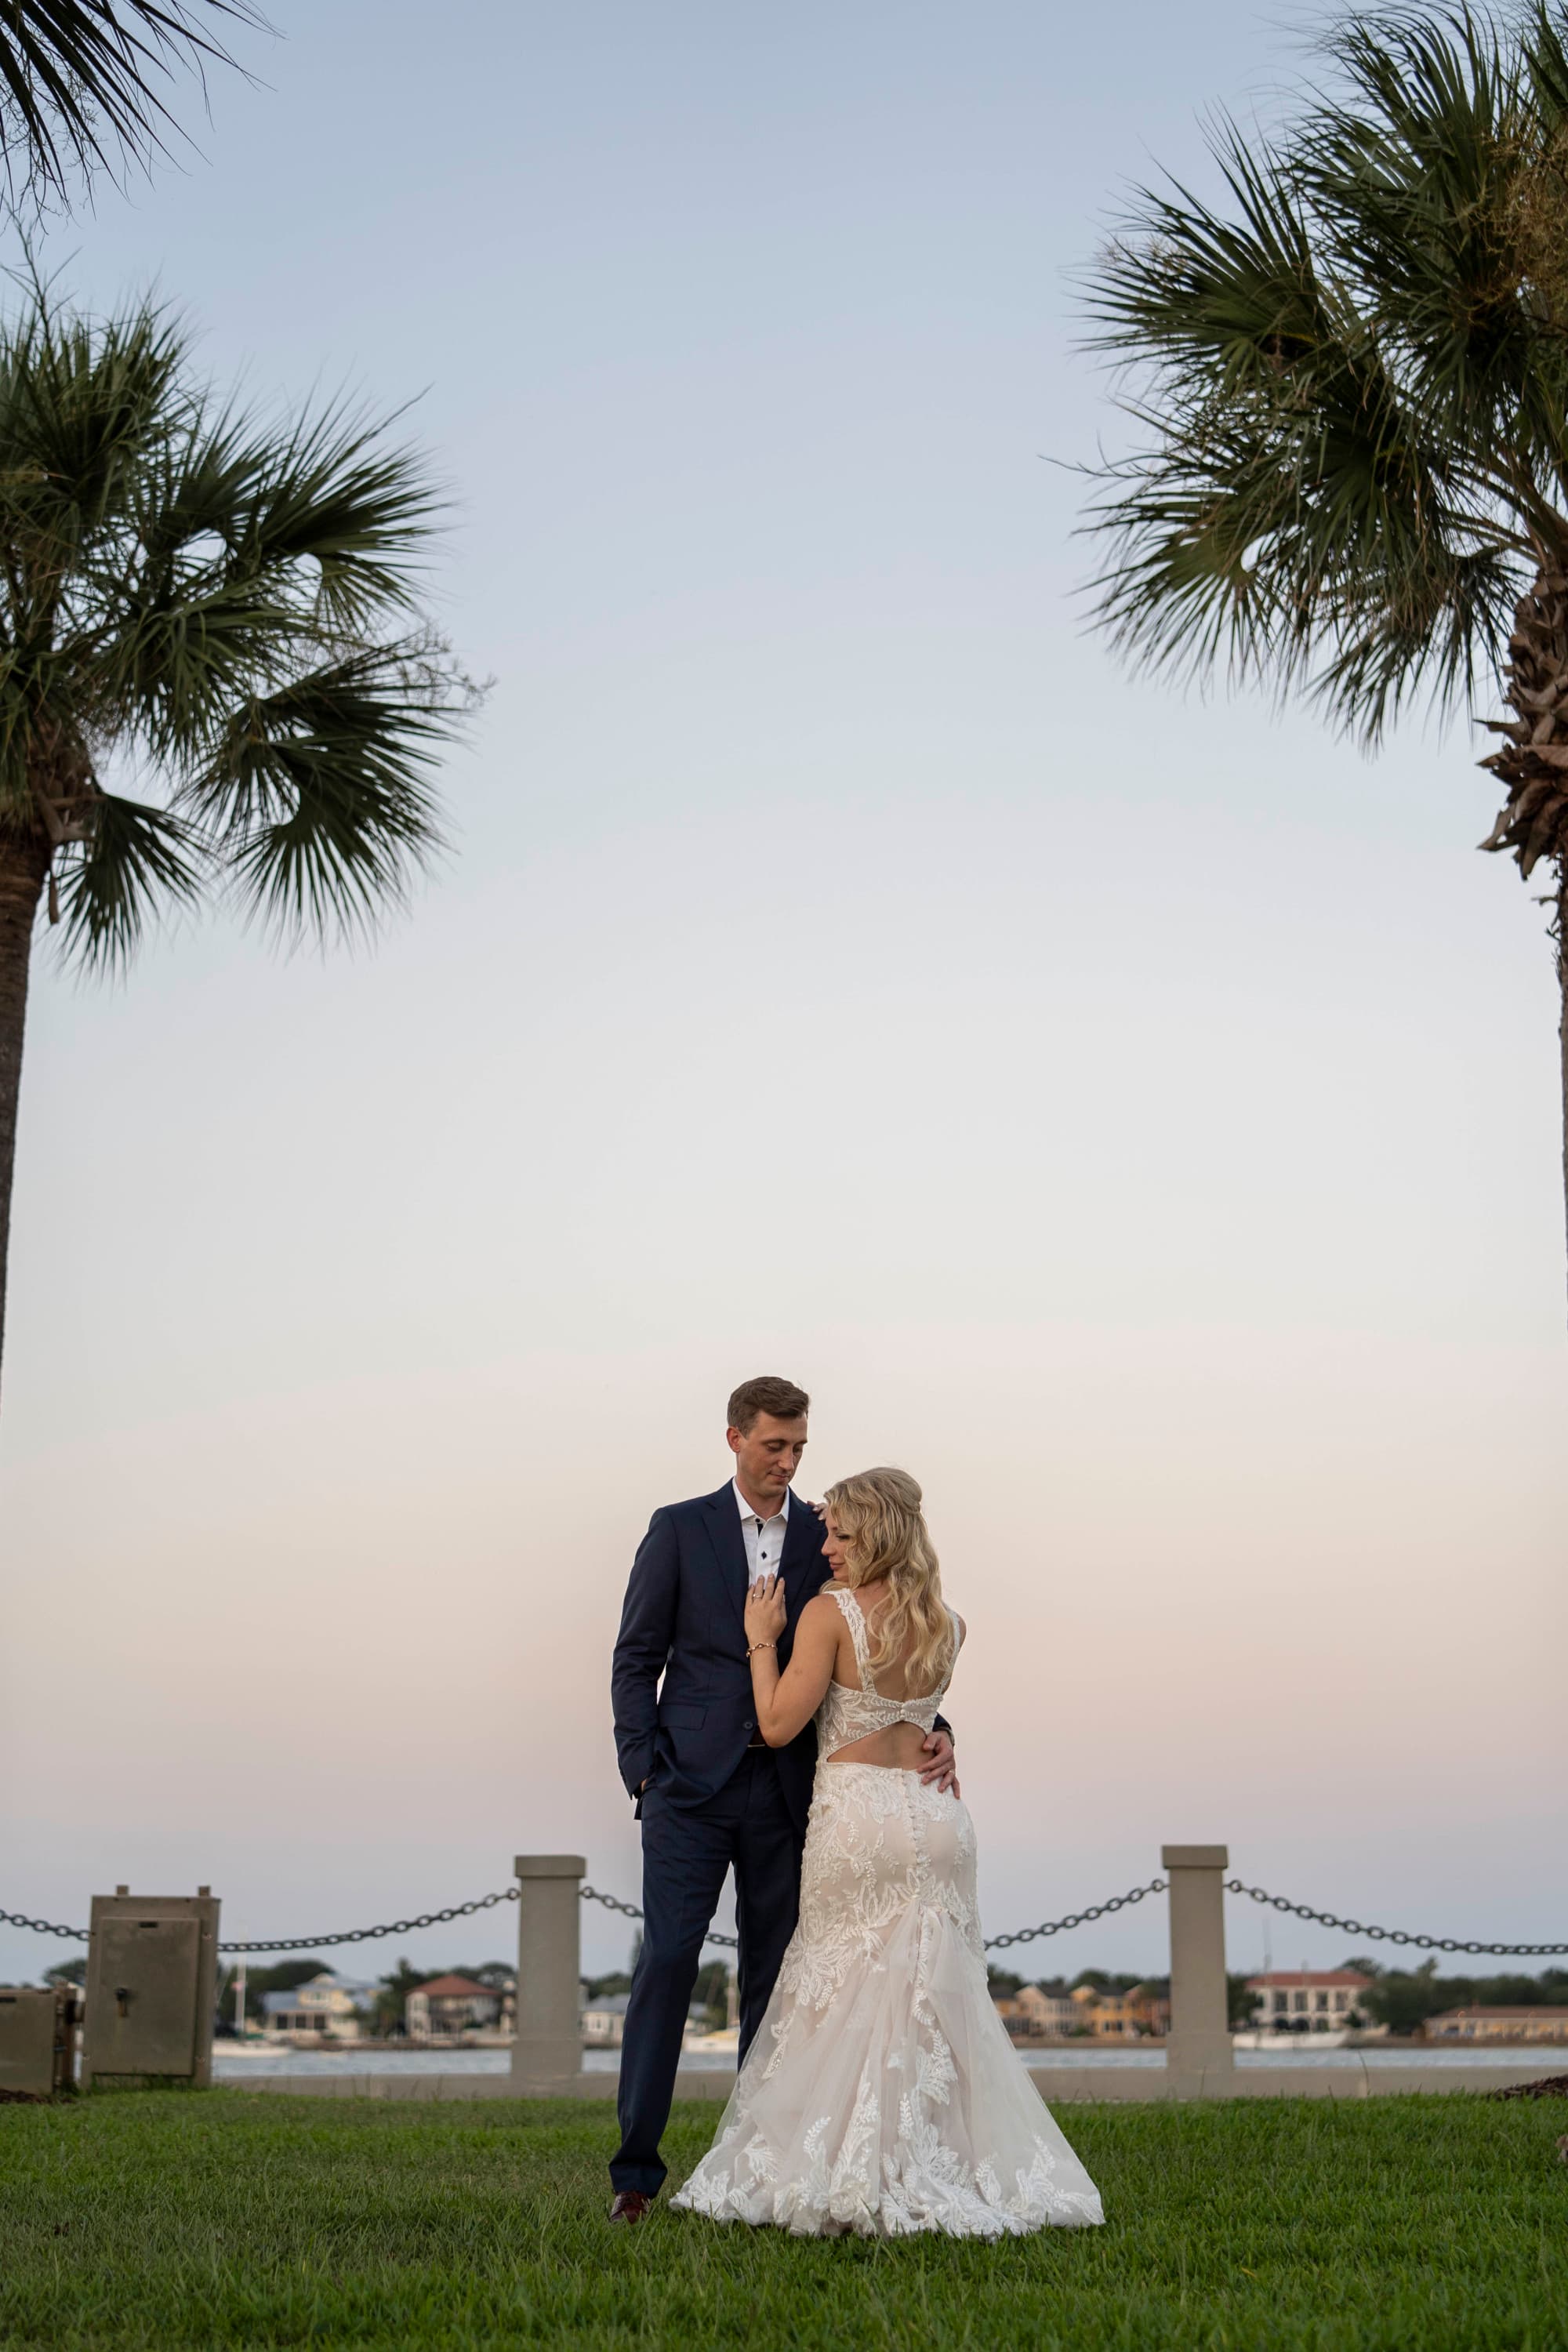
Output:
[817, 1586, 956, 1762]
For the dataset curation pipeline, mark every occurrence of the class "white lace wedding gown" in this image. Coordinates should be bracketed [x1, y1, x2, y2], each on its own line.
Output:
[670, 1589, 1104, 2238]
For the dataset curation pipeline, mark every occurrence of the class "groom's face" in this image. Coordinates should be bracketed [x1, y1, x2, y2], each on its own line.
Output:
[728, 1412, 808, 1508]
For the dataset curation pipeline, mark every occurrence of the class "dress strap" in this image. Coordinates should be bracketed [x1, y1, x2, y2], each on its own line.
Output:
[831, 1586, 877, 1692]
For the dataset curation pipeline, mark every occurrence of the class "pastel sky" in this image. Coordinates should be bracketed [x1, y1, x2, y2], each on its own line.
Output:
[2, 0, 1563, 1991]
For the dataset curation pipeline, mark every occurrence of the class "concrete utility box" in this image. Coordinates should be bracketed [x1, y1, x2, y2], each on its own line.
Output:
[0, 1984, 82, 2095]
[82, 1887, 220, 2089]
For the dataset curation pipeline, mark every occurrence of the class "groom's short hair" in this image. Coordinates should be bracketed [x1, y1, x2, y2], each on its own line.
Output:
[728, 1375, 810, 1432]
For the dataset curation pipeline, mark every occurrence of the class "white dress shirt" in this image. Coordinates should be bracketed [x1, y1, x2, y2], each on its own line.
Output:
[733, 1478, 789, 1585]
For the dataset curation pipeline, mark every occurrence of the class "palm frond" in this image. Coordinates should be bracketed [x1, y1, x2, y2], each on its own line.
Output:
[1525, 0, 1568, 131]
[0, 285, 189, 608]
[1298, 9, 1559, 445]
[1080, 5, 1568, 742]
[53, 783, 203, 968]
[1088, 127, 1333, 394]
[105, 582, 297, 757]
[90, 387, 448, 757]
[1084, 110, 1509, 726]
[222, 396, 444, 633]
[0, 273, 473, 969]
[0, 0, 260, 201]
[1309, 539, 1520, 735]
[181, 640, 460, 942]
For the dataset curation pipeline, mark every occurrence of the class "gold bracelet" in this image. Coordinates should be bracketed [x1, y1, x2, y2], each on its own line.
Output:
[746, 1640, 776, 1657]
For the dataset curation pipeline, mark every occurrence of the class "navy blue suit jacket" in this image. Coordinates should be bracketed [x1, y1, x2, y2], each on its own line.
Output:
[612, 1480, 952, 1838]
[612, 1481, 827, 1834]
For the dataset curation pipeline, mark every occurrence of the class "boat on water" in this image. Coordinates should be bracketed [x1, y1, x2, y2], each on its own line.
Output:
[681, 2025, 740, 2054]
[1232, 2027, 1353, 2050]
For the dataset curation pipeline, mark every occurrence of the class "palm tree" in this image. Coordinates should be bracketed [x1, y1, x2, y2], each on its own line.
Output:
[0, 274, 474, 1388]
[1081, 2, 1568, 1301]
[0, 0, 256, 203]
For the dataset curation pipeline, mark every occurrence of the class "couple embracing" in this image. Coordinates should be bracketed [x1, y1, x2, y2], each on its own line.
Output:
[608, 1374, 1103, 2238]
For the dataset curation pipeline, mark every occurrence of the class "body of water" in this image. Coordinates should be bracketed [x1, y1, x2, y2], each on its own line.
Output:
[212, 2044, 1564, 2080]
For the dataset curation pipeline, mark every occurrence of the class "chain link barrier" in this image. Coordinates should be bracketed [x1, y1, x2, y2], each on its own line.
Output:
[5, 1880, 1563, 1962]
[0, 1907, 87, 1940]
[216, 1889, 521, 1955]
[2, 1893, 524, 1955]
[1225, 1881, 1568, 1958]
[580, 1884, 736, 1948]
[985, 1878, 1167, 1951]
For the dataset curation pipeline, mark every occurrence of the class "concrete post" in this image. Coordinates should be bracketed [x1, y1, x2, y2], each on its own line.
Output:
[1162, 1844, 1235, 2094]
[511, 1856, 586, 2093]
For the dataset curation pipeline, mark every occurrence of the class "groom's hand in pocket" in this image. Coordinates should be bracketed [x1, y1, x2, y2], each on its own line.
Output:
[919, 1730, 958, 1797]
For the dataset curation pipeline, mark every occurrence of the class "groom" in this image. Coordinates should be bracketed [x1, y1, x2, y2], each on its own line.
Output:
[606, 1374, 956, 2222]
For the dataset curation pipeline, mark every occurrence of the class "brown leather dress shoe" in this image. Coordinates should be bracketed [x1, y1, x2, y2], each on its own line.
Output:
[608, 2190, 654, 2225]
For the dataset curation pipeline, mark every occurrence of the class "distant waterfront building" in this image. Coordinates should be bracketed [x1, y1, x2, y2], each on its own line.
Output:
[405, 1973, 508, 2041]
[579, 1989, 724, 2047]
[1425, 2006, 1568, 2044]
[1123, 1984, 1171, 2038]
[994, 1982, 1170, 2038]
[993, 1986, 1078, 2038]
[1072, 1983, 1171, 2039]
[1246, 1970, 1373, 2030]
[581, 1992, 631, 2046]
[260, 1971, 372, 2040]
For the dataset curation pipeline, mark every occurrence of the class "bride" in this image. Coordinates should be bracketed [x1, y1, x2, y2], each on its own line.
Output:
[671, 1466, 1104, 2239]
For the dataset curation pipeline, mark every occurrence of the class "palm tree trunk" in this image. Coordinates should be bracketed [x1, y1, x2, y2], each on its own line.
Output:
[1560, 864, 1568, 1316]
[1478, 569, 1568, 1316]
[0, 833, 48, 1396]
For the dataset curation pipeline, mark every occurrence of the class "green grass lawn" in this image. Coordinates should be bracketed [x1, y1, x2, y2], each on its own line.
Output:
[0, 2090, 1564, 2350]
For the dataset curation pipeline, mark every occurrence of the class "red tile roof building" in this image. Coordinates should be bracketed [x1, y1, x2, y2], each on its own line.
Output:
[404, 1972, 509, 2041]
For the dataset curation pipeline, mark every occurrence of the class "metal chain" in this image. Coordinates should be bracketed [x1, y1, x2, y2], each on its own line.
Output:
[216, 1889, 521, 1955]
[2, 1896, 527, 1954]
[0, 1907, 88, 1940]
[985, 1878, 1167, 1951]
[580, 1884, 736, 1949]
[6, 1881, 1562, 1962]
[1225, 1881, 1568, 1958]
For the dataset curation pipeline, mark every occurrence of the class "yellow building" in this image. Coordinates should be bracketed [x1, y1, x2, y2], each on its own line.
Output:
[1071, 1982, 1171, 2038]
[1425, 2006, 1568, 2044]
[994, 1984, 1078, 2038]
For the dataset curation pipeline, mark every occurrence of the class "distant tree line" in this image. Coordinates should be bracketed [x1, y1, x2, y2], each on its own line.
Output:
[985, 1967, 1159, 2000]
[583, 1958, 730, 2031]
[1341, 1958, 1568, 2038]
[52, 1948, 1566, 2040]
[583, 1970, 634, 2002]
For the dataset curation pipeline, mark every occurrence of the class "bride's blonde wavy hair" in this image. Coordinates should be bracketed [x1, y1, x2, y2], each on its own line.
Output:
[822, 1466, 954, 1693]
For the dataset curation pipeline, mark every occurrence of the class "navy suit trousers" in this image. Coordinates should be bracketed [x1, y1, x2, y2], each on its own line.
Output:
[609, 1750, 804, 2196]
